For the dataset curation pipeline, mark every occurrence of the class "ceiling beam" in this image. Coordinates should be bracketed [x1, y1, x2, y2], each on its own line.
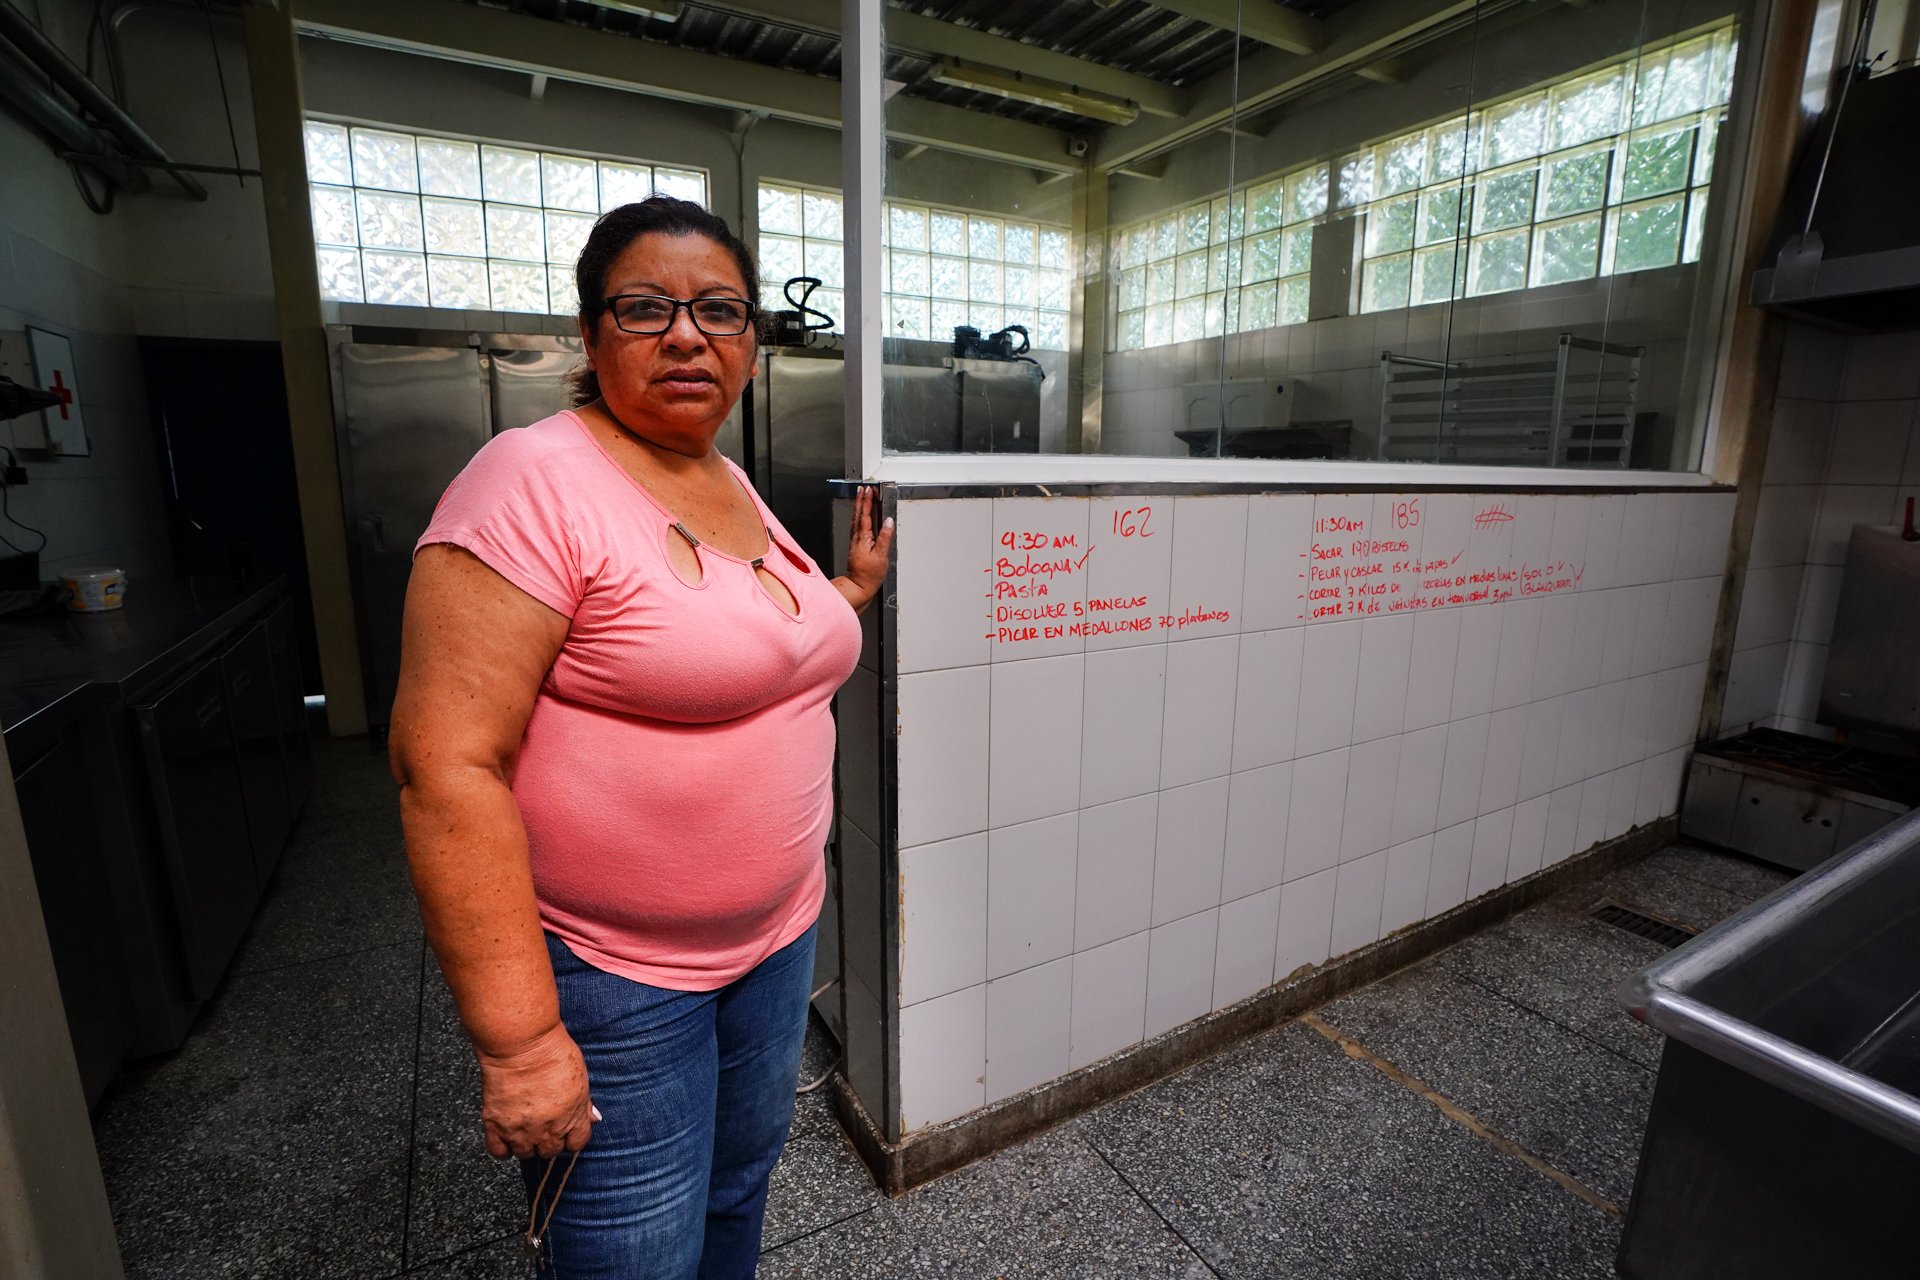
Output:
[1093, 0, 1494, 169]
[689, 0, 1189, 118]
[1149, 0, 1322, 55]
[291, 0, 1077, 172]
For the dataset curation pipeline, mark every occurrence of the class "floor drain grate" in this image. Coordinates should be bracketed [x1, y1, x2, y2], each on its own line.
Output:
[1590, 901, 1698, 949]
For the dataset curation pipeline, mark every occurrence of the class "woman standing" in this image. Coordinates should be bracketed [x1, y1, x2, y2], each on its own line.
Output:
[390, 197, 891, 1279]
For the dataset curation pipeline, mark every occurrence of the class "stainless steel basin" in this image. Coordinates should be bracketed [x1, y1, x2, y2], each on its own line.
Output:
[1616, 808, 1920, 1279]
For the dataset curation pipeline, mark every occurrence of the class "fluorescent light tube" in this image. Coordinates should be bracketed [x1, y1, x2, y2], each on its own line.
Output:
[928, 62, 1139, 126]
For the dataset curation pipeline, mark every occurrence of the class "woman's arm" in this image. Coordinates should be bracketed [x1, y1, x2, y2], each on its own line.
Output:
[389, 544, 593, 1159]
[831, 485, 895, 615]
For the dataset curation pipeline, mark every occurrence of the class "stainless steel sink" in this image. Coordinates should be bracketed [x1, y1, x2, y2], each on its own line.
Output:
[1616, 808, 1920, 1279]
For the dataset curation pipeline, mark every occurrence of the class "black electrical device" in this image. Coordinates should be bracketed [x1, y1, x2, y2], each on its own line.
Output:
[0, 550, 37, 591]
[766, 276, 836, 346]
[950, 324, 1045, 378]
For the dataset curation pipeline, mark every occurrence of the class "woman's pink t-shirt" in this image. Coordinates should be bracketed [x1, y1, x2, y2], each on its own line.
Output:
[417, 410, 862, 991]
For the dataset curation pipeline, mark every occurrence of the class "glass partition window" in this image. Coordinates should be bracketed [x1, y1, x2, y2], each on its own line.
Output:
[1108, 25, 1736, 352]
[1356, 28, 1737, 313]
[872, 0, 1754, 471]
[304, 119, 707, 314]
[758, 181, 1072, 349]
[1111, 164, 1325, 351]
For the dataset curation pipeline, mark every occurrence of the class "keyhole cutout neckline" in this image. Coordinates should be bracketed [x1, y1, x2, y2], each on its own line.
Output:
[668, 520, 804, 619]
[566, 409, 806, 620]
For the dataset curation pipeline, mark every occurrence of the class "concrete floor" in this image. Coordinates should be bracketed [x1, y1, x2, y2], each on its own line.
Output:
[92, 735, 1791, 1278]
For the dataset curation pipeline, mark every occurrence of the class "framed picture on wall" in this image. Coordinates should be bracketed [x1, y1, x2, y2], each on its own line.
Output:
[25, 326, 90, 457]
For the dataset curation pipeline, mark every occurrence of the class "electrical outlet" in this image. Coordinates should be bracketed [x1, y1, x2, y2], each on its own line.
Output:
[1, 464, 25, 486]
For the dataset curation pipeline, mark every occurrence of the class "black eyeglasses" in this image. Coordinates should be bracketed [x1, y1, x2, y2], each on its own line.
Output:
[604, 294, 755, 337]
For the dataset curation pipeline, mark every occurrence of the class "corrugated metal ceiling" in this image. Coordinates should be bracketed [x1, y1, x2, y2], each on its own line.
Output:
[467, 0, 1356, 128]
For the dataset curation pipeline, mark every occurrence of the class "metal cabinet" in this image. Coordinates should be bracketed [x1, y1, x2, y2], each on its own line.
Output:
[756, 350, 851, 570]
[13, 727, 136, 1106]
[223, 621, 290, 885]
[133, 659, 256, 1000]
[334, 340, 491, 732]
[1729, 772, 1844, 871]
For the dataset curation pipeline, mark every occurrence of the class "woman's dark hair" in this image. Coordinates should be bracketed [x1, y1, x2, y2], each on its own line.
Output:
[569, 196, 761, 406]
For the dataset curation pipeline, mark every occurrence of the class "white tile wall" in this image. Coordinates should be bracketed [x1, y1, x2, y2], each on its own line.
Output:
[1330, 850, 1388, 956]
[1274, 867, 1336, 980]
[1437, 715, 1491, 830]
[1222, 762, 1292, 901]
[1426, 820, 1476, 915]
[888, 489, 1731, 1131]
[899, 832, 987, 1006]
[1168, 496, 1248, 639]
[1230, 627, 1303, 772]
[1069, 932, 1149, 1070]
[1241, 494, 1313, 631]
[1085, 495, 1174, 651]
[1081, 646, 1168, 807]
[1507, 793, 1551, 881]
[1735, 564, 1806, 653]
[1403, 610, 1462, 732]
[1151, 778, 1230, 926]
[1467, 807, 1516, 899]
[1074, 794, 1159, 952]
[985, 958, 1073, 1103]
[896, 666, 990, 847]
[1160, 636, 1240, 788]
[1531, 595, 1578, 702]
[1380, 835, 1434, 935]
[987, 813, 1079, 980]
[1340, 735, 1400, 863]
[899, 985, 986, 1131]
[1144, 909, 1220, 1038]
[1352, 616, 1415, 744]
[1451, 605, 1502, 720]
[1545, 782, 1583, 865]
[1517, 697, 1562, 803]
[897, 499, 995, 674]
[1721, 325, 1920, 733]
[1295, 620, 1363, 755]
[1390, 724, 1447, 846]
[1285, 748, 1350, 881]
[1477, 705, 1529, 817]
[1213, 886, 1283, 1007]
[992, 498, 1090, 662]
[988, 656, 1084, 829]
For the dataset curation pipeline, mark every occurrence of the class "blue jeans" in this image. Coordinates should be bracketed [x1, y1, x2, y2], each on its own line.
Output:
[522, 921, 818, 1280]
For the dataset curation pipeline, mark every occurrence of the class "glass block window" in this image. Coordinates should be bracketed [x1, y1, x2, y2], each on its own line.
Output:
[305, 119, 708, 315]
[757, 181, 1072, 350]
[1109, 161, 1326, 353]
[1356, 25, 1735, 314]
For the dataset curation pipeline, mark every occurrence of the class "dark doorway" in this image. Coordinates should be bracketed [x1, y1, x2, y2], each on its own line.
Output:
[140, 338, 322, 696]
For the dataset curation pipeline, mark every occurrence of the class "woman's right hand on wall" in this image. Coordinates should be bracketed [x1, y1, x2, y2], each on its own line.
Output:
[476, 1022, 598, 1158]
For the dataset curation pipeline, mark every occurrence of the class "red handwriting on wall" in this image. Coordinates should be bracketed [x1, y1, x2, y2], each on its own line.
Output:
[986, 532, 1096, 640]
[984, 503, 1234, 646]
[1296, 508, 1420, 621]
[1517, 560, 1585, 597]
[1474, 503, 1516, 527]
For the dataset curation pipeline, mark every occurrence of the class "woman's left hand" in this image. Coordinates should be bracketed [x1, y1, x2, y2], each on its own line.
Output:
[837, 485, 894, 615]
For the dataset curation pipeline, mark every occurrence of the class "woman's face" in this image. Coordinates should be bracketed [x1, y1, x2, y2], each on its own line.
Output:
[581, 231, 756, 454]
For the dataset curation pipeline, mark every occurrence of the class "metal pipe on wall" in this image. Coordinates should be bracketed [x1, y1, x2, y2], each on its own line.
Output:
[0, 0, 207, 199]
[0, 36, 153, 191]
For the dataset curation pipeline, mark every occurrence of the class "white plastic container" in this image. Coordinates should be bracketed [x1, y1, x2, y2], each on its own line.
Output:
[61, 567, 126, 612]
